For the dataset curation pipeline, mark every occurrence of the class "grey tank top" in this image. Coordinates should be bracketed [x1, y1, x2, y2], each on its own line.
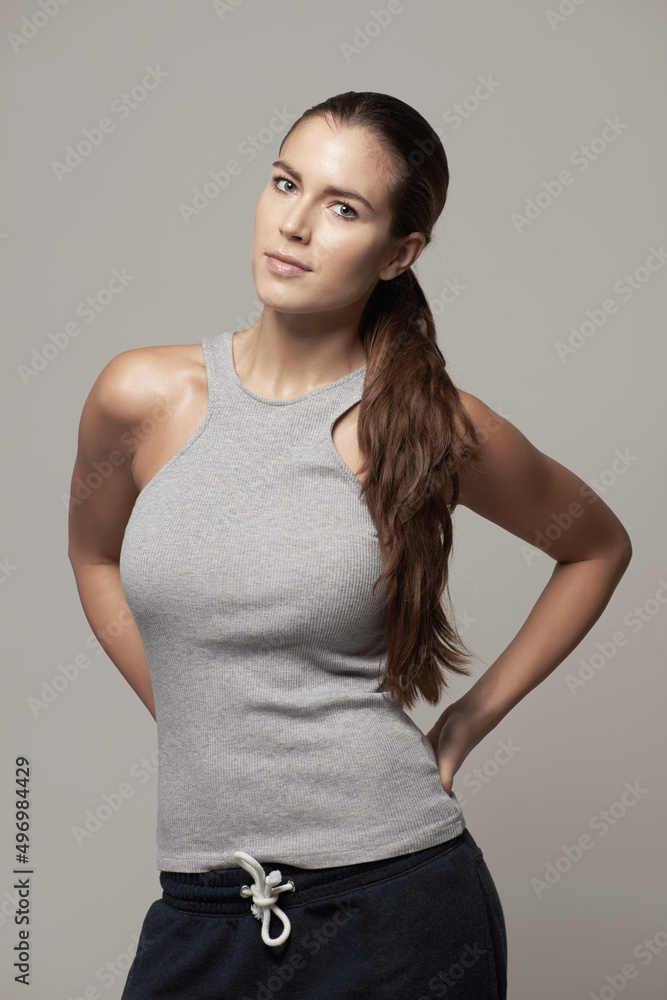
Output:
[119, 330, 466, 872]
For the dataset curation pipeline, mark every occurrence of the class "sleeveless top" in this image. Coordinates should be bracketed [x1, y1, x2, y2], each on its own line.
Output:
[119, 330, 466, 872]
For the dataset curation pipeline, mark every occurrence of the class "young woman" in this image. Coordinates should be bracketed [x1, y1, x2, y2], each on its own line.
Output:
[68, 91, 632, 999]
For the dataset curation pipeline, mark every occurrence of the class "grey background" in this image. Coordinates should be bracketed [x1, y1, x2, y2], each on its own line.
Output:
[1, 0, 665, 997]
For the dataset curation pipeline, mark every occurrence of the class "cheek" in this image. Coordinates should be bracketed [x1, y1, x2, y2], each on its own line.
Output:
[323, 233, 383, 283]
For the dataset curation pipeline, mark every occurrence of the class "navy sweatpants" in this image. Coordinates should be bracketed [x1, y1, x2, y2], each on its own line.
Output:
[120, 826, 507, 999]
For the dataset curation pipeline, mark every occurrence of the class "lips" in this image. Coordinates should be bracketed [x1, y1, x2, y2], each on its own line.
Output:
[265, 251, 311, 271]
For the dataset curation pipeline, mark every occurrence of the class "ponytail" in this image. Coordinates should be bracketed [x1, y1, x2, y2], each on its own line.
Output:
[355, 267, 483, 710]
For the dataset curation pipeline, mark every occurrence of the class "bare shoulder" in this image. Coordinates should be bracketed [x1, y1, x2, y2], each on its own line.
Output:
[68, 342, 207, 563]
[456, 389, 505, 434]
[451, 388, 513, 468]
[451, 388, 632, 559]
[84, 342, 206, 458]
[453, 388, 549, 512]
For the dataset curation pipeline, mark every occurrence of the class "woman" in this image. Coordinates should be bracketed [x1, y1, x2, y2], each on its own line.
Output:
[68, 91, 632, 999]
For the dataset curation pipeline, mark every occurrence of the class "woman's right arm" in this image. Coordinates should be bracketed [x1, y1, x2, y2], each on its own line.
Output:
[67, 351, 157, 721]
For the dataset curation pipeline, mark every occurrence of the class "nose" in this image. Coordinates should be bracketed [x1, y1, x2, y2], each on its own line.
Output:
[279, 201, 311, 241]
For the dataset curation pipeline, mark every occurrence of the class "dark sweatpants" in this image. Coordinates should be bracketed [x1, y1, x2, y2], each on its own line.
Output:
[121, 826, 507, 999]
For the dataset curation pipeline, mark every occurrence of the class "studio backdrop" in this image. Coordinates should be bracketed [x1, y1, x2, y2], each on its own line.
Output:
[1, 1, 665, 997]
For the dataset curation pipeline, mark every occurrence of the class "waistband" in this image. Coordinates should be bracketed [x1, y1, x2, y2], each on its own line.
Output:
[160, 830, 474, 948]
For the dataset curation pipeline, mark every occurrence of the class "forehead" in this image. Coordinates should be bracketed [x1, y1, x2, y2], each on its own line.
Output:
[279, 117, 398, 211]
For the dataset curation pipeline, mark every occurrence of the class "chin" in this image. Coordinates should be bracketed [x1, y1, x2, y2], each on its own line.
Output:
[255, 279, 311, 307]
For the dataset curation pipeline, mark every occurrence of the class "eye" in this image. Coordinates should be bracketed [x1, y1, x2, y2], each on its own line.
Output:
[271, 175, 358, 221]
[331, 201, 357, 221]
[272, 175, 296, 195]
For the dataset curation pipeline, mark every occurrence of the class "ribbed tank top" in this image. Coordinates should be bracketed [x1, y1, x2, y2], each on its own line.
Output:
[119, 330, 466, 872]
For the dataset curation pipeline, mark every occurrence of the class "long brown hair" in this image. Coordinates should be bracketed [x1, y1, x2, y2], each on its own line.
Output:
[279, 92, 483, 711]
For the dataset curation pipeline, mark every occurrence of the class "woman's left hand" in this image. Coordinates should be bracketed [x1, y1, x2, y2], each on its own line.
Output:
[425, 700, 489, 795]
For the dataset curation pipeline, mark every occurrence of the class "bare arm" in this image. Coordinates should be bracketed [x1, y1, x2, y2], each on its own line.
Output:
[67, 350, 162, 722]
[428, 392, 633, 790]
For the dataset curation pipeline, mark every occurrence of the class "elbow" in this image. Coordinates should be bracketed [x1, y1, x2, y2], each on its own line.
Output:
[611, 529, 633, 573]
[67, 546, 90, 572]
[620, 541, 633, 570]
[617, 526, 633, 564]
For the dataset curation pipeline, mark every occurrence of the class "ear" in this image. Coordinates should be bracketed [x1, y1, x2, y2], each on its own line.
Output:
[378, 231, 427, 281]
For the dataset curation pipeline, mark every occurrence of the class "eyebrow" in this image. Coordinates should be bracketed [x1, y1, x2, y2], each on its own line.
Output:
[271, 159, 376, 213]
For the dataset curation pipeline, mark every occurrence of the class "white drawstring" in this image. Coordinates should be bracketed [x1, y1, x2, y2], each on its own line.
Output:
[234, 850, 296, 947]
